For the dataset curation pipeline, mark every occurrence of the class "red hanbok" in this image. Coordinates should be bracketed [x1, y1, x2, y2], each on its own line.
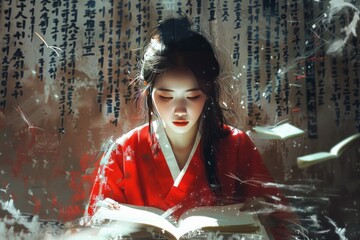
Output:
[86, 121, 284, 219]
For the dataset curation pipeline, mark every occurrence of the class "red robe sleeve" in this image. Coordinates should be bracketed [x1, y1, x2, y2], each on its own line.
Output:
[236, 132, 300, 239]
[235, 131, 280, 200]
[85, 142, 126, 217]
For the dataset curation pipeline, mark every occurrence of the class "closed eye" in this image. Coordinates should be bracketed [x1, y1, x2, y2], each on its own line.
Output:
[187, 95, 201, 100]
[159, 96, 173, 100]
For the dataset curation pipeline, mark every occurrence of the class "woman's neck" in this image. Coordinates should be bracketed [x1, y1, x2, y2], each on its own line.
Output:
[164, 121, 200, 168]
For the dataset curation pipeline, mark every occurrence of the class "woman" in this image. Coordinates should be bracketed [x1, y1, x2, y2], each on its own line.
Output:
[86, 16, 297, 238]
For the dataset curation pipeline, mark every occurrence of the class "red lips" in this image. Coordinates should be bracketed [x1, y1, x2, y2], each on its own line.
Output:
[173, 120, 189, 127]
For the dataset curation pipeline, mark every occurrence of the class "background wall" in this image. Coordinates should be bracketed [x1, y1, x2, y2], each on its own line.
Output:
[0, 0, 359, 239]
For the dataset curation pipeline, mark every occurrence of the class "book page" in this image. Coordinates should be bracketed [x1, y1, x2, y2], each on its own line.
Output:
[91, 204, 180, 238]
[297, 133, 360, 169]
[90, 204, 262, 239]
[330, 133, 360, 156]
[253, 123, 304, 139]
[176, 203, 260, 237]
[297, 152, 336, 168]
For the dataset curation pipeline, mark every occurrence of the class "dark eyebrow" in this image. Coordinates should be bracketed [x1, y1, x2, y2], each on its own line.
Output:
[186, 88, 201, 92]
[157, 88, 201, 92]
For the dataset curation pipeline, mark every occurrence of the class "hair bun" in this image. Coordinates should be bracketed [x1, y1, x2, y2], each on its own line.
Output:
[157, 16, 193, 44]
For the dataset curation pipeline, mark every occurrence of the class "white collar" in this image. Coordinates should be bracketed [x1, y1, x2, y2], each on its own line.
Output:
[152, 120, 201, 187]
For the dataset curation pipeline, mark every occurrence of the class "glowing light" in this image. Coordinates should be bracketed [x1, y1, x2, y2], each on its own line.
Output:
[326, 1, 360, 54]
[0, 183, 9, 193]
[325, 216, 348, 240]
[13, 105, 44, 132]
[289, 83, 302, 87]
[35, 32, 63, 57]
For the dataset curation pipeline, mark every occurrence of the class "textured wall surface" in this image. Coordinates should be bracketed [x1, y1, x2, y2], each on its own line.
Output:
[0, 0, 359, 239]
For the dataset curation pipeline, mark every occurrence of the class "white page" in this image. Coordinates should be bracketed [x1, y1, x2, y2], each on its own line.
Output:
[91, 205, 180, 237]
[253, 123, 304, 139]
[177, 203, 258, 237]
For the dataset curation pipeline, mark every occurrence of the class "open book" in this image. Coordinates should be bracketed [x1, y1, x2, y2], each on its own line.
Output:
[252, 120, 304, 140]
[297, 133, 360, 169]
[87, 200, 268, 240]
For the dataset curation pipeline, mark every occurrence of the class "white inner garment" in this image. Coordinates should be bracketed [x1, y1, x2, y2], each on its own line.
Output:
[153, 120, 201, 187]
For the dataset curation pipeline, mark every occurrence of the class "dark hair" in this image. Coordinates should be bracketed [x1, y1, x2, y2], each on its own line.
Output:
[134, 16, 230, 189]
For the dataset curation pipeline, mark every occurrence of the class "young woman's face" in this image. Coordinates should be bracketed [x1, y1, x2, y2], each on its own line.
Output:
[152, 68, 207, 135]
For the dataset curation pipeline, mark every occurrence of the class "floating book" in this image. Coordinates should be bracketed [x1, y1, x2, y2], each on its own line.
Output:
[84, 199, 268, 239]
[297, 133, 360, 169]
[252, 120, 305, 140]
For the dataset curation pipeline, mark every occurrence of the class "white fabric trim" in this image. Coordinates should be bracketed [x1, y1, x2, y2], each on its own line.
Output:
[173, 131, 200, 187]
[153, 120, 201, 187]
[155, 121, 180, 182]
